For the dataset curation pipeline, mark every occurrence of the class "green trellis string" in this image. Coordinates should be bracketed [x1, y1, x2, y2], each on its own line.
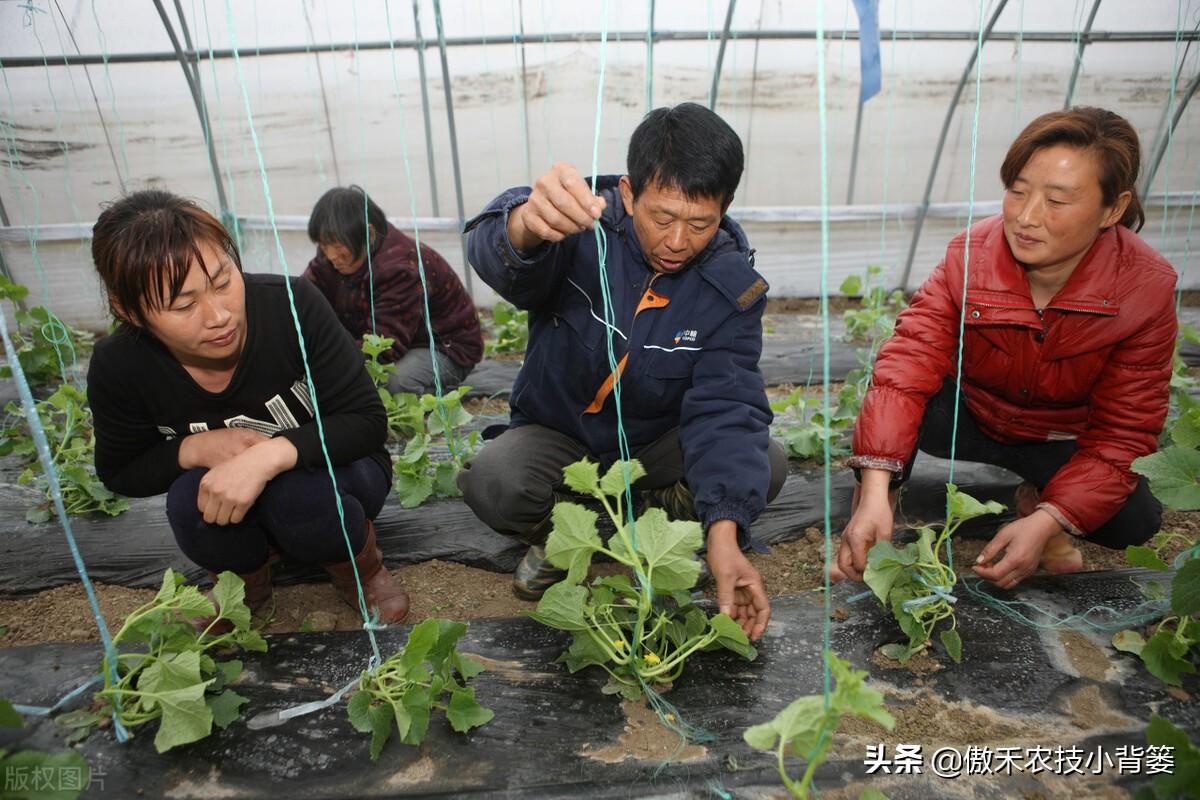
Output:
[221, 0, 386, 669]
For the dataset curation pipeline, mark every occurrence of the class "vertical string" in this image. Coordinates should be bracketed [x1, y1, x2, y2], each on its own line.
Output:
[221, 0, 384, 665]
[945, 0, 989, 568]
[200, 0, 242, 249]
[349, 0, 376, 334]
[1011, 0, 1025, 135]
[1159, 0, 1185, 246]
[813, 0, 834, 714]
[539, 0, 554, 165]
[88, 0, 130, 186]
[382, 0, 456, 456]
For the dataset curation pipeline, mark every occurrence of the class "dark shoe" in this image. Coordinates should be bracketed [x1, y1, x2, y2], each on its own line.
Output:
[322, 520, 410, 625]
[640, 481, 698, 522]
[193, 562, 274, 635]
[512, 544, 568, 600]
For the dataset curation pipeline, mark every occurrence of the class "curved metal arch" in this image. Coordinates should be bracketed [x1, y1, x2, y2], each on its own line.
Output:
[898, 0, 1009, 290]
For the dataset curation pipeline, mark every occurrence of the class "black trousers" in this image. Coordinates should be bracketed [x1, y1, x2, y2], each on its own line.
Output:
[457, 424, 787, 544]
[166, 456, 390, 573]
[897, 381, 1161, 549]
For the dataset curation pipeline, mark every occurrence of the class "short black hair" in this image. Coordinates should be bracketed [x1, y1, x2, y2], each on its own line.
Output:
[306, 185, 388, 261]
[92, 189, 241, 329]
[626, 103, 744, 209]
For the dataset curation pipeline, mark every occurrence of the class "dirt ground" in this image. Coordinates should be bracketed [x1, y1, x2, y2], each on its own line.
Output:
[1, 510, 1193, 648]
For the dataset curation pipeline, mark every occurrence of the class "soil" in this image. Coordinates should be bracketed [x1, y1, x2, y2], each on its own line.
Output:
[2, 509, 1194, 647]
[583, 698, 708, 764]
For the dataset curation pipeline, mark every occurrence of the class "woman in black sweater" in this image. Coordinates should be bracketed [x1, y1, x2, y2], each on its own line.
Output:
[87, 189, 408, 628]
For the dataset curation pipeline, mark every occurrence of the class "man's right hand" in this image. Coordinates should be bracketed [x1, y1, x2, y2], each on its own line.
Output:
[178, 427, 269, 470]
[835, 469, 895, 582]
[507, 163, 607, 252]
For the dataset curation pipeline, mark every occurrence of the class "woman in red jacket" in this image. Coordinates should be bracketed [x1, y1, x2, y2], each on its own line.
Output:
[839, 107, 1177, 590]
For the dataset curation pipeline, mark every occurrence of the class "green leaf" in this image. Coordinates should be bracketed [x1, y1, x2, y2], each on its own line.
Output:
[630, 508, 703, 592]
[1112, 629, 1146, 655]
[347, 690, 374, 733]
[394, 471, 434, 508]
[454, 654, 487, 681]
[839, 275, 863, 296]
[207, 689, 247, 729]
[399, 685, 432, 745]
[1171, 558, 1200, 617]
[528, 582, 589, 631]
[213, 659, 243, 688]
[151, 682, 215, 753]
[863, 540, 917, 603]
[1126, 545, 1170, 571]
[446, 687, 494, 733]
[433, 460, 462, 497]
[939, 628, 962, 663]
[598, 460, 647, 498]
[708, 613, 757, 660]
[559, 631, 611, 673]
[743, 717, 783, 751]
[1140, 628, 1196, 686]
[1145, 715, 1200, 800]
[0, 697, 22, 728]
[1132, 447, 1200, 510]
[367, 699, 393, 761]
[1172, 413, 1200, 449]
[398, 619, 441, 676]
[212, 573, 252, 631]
[562, 459, 600, 496]
[544, 502, 602, 584]
[946, 484, 1006, 522]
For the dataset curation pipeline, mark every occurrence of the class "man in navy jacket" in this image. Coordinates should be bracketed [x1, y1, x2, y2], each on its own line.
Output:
[459, 103, 786, 640]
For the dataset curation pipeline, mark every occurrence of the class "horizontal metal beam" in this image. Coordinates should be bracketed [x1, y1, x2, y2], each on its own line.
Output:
[3, 29, 1196, 68]
[3, 195, 1195, 242]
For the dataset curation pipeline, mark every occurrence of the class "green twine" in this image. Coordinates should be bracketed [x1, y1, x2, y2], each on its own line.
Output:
[381, 1, 460, 463]
[1158, 0, 1185, 246]
[813, 0, 835, 744]
[539, 0, 554, 165]
[199, 0, 242, 251]
[221, 0, 386, 662]
[88, 0, 129, 187]
[349, 0, 377, 335]
[0, 293, 129, 743]
[1011, 0, 1025, 136]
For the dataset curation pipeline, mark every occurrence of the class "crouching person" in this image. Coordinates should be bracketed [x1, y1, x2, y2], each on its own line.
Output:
[87, 189, 409, 629]
[457, 103, 787, 640]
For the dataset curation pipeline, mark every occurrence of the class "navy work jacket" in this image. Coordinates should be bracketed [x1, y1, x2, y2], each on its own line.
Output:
[465, 175, 773, 532]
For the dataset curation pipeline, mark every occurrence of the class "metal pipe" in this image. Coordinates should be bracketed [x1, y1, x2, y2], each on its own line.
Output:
[412, 0, 441, 217]
[1141, 68, 1200, 198]
[709, 0, 737, 109]
[3, 194, 1193, 243]
[517, 0, 532, 183]
[846, 100, 864, 205]
[899, 0, 1009, 290]
[301, 0, 342, 185]
[432, 0, 472, 296]
[1063, 0, 1102, 108]
[7, 28, 1195, 68]
[645, 0, 655, 112]
[152, 0, 229, 217]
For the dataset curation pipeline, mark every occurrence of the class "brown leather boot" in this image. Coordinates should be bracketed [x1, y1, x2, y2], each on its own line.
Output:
[192, 562, 275, 635]
[321, 520, 410, 624]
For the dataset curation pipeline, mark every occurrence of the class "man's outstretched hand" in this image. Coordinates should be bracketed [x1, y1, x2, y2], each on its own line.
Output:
[507, 162, 606, 252]
[707, 520, 771, 641]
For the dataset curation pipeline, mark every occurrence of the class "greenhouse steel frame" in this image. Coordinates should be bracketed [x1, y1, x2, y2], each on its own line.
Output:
[2, 1, 1199, 292]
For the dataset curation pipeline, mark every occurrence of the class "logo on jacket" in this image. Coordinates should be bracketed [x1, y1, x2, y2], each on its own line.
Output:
[674, 329, 698, 344]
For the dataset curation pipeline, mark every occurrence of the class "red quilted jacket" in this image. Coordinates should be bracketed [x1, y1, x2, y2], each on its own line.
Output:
[850, 215, 1177, 536]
